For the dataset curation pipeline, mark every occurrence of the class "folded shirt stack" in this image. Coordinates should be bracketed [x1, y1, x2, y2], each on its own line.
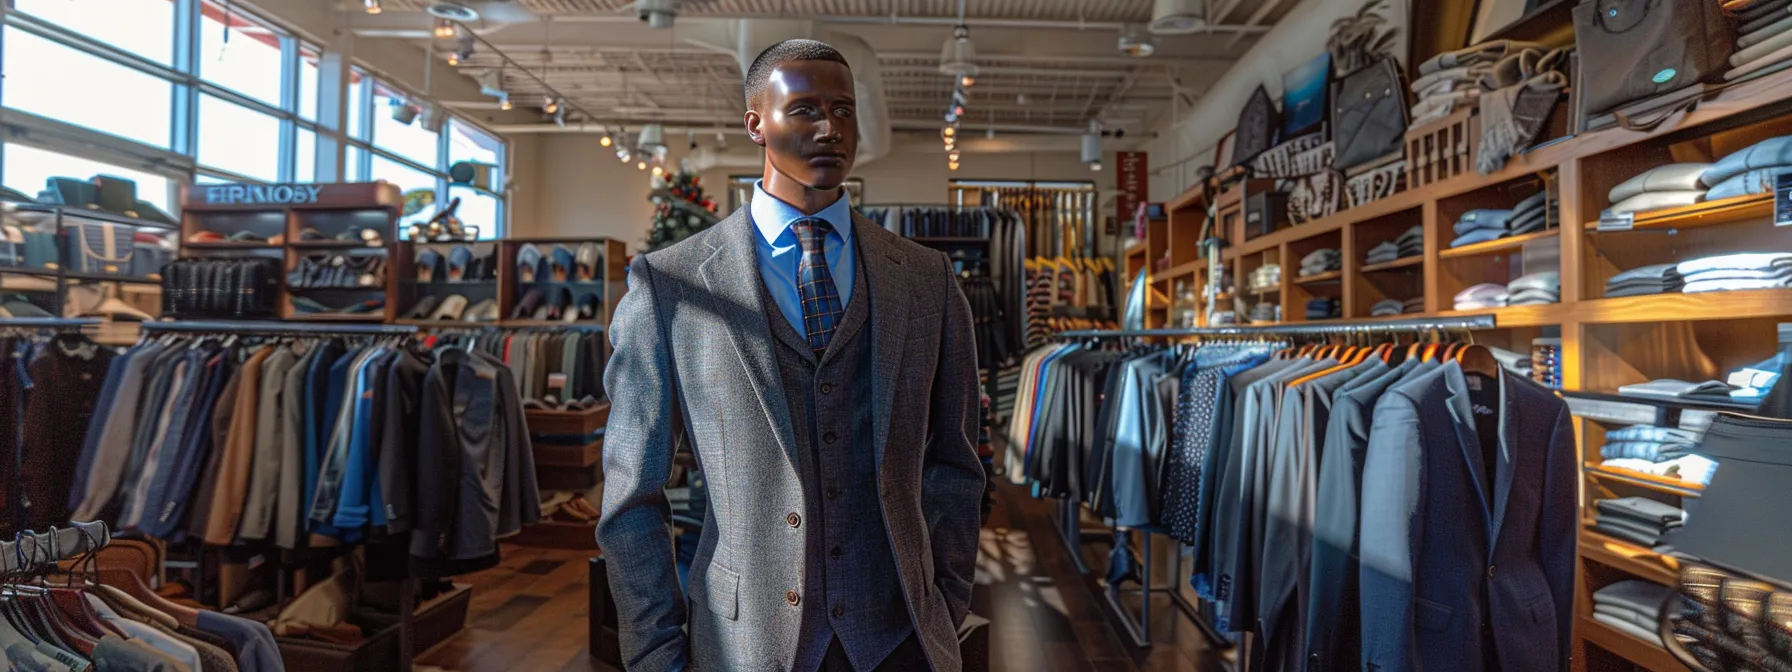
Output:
[1602, 425, 1703, 462]
[1618, 378, 1741, 403]
[1367, 226, 1424, 265]
[1449, 191, 1555, 248]
[1402, 296, 1425, 313]
[1305, 297, 1340, 320]
[1248, 302, 1280, 324]
[1676, 252, 1792, 293]
[1727, 1, 1792, 81]
[1725, 352, 1786, 401]
[1601, 454, 1720, 486]
[1703, 136, 1792, 199]
[1453, 282, 1509, 310]
[1299, 248, 1342, 277]
[1370, 298, 1404, 317]
[1594, 497, 1685, 549]
[1248, 264, 1283, 292]
[1507, 271, 1560, 305]
[1605, 163, 1711, 216]
[1591, 581, 1675, 646]
[1604, 263, 1685, 298]
[1410, 40, 1542, 126]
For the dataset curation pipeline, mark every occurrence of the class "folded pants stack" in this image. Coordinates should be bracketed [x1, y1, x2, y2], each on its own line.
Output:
[1507, 270, 1560, 305]
[1701, 135, 1792, 200]
[1602, 425, 1702, 462]
[1410, 41, 1540, 126]
[1304, 297, 1340, 320]
[1366, 225, 1423, 265]
[1453, 282, 1509, 310]
[1592, 580, 1675, 646]
[1677, 252, 1792, 293]
[1369, 297, 1425, 317]
[1449, 208, 1515, 248]
[1606, 163, 1711, 216]
[1299, 248, 1341, 277]
[1728, 0, 1792, 80]
[1605, 264, 1685, 298]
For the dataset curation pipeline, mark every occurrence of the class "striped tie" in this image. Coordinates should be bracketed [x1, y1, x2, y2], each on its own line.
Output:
[792, 218, 844, 355]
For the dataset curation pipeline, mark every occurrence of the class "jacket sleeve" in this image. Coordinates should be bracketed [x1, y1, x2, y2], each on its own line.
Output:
[1358, 390, 1423, 672]
[924, 251, 989, 628]
[594, 255, 689, 671]
[1541, 402, 1577, 671]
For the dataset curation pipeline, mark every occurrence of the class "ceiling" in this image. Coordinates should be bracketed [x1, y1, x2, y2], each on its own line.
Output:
[345, 0, 1301, 137]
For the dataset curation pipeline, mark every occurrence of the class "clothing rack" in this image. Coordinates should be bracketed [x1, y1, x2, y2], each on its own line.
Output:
[0, 520, 109, 573]
[138, 320, 420, 335]
[0, 317, 102, 331]
[1, 318, 102, 533]
[1043, 313, 1502, 654]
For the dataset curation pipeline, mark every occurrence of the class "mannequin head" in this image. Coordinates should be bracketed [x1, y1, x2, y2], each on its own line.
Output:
[743, 39, 857, 212]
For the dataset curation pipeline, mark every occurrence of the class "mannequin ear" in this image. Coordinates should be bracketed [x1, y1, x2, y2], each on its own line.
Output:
[744, 110, 767, 147]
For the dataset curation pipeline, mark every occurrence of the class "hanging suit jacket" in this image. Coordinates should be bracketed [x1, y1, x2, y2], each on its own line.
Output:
[596, 209, 985, 672]
[1359, 362, 1576, 672]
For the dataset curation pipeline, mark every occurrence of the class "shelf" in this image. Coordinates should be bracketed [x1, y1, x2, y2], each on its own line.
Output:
[1438, 229, 1559, 259]
[8, 203, 178, 230]
[284, 313, 387, 322]
[1481, 0, 1575, 45]
[1577, 615, 1689, 672]
[291, 240, 387, 250]
[1434, 303, 1563, 327]
[1124, 240, 1148, 258]
[393, 319, 494, 328]
[183, 241, 280, 250]
[63, 272, 160, 285]
[1231, 218, 1346, 257]
[1581, 528, 1683, 586]
[1159, 260, 1204, 280]
[1563, 390, 1759, 415]
[1583, 192, 1773, 232]
[1576, 288, 1792, 323]
[1585, 465, 1705, 498]
[1360, 256, 1423, 273]
[1294, 270, 1342, 285]
[501, 319, 605, 329]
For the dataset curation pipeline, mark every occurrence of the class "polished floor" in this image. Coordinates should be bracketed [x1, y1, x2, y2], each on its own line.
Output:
[417, 481, 1229, 671]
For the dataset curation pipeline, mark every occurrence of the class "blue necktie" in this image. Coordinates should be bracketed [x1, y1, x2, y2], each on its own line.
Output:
[792, 218, 843, 355]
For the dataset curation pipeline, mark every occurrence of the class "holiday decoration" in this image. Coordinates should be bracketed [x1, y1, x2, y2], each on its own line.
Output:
[646, 169, 720, 251]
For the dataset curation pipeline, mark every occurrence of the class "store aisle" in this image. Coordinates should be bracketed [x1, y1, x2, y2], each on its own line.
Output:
[415, 480, 1222, 671]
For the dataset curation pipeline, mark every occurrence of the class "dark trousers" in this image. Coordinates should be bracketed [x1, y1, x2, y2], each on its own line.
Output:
[823, 633, 929, 671]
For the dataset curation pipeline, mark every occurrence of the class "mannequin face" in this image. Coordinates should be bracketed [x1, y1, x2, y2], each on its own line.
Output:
[745, 60, 858, 193]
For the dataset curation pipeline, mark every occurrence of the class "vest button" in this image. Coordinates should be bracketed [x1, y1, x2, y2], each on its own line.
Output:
[823, 431, 838, 444]
[786, 590, 801, 606]
[787, 512, 801, 528]
[830, 546, 842, 559]
[820, 382, 835, 395]
[833, 605, 844, 619]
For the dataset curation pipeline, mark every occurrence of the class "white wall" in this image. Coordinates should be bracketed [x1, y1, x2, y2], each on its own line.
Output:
[1144, 0, 1410, 202]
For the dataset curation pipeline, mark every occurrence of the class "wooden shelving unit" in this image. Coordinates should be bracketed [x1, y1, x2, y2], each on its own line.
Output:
[1132, 62, 1792, 672]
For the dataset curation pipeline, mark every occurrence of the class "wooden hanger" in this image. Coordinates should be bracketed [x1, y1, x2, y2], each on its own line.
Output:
[95, 567, 199, 628]
[1455, 341, 1502, 379]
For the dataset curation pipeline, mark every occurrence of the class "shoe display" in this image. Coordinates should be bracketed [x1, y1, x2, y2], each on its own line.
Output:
[429, 294, 469, 320]
[517, 244, 543, 283]
[406, 295, 442, 320]
[417, 248, 444, 282]
[512, 288, 544, 319]
[576, 292, 601, 321]
[550, 245, 575, 282]
[576, 242, 599, 282]
[448, 245, 472, 282]
[464, 298, 499, 322]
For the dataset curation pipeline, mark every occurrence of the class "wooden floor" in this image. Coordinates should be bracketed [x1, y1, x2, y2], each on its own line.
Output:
[418, 481, 1229, 672]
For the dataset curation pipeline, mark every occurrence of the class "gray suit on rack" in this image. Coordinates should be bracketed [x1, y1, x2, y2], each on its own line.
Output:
[597, 209, 986, 671]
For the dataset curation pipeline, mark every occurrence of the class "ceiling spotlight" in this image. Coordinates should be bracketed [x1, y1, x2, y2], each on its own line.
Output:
[617, 147, 631, 162]
[543, 97, 559, 115]
[688, 127, 698, 150]
[499, 94, 512, 111]
[433, 18, 456, 39]
[637, 160, 648, 171]
[446, 52, 461, 66]
[948, 151, 960, 162]
[600, 131, 613, 148]
[652, 165, 665, 177]
[961, 75, 976, 87]
[1118, 24, 1157, 57]
[1082, 123, 1103, 171]
[363, 0, 382, 14]
[952, 104, 965, 117]
[637, 123, 668, 153]
[943, 126, 957, 138]
[948, 161, 960, 171]
[448, 35, 474, 66]
[715, 129, 728, 149]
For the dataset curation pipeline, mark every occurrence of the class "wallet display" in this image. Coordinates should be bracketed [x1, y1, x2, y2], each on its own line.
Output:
[160, 258, 282, 318]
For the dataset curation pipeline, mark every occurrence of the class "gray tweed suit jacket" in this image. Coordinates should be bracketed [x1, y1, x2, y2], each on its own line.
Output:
[596, 209, 986, 671]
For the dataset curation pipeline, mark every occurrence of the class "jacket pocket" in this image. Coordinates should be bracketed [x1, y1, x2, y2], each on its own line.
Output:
[1416, 597, 1454, 632]
[705, 562, 741, 621]
[907, 312, 942, 341]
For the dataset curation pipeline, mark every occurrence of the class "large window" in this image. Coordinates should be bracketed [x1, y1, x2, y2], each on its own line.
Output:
[0, 0, 507, 235]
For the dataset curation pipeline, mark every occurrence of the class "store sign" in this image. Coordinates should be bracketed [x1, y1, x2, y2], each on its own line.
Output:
[1776, 172, 1792, 227]
[1116, 151, 1148, 223]
[195, 183, 325, 206]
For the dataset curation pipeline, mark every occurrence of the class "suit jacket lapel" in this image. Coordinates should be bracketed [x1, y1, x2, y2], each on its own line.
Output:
[1490, 370, 1519, 545]
[1443, 362, 1495, 536]
[857, 214, 911, 478]
[699, 210, 801, 472]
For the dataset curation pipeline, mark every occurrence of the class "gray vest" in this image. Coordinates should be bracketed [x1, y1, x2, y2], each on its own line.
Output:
[761, 250, 912, 672]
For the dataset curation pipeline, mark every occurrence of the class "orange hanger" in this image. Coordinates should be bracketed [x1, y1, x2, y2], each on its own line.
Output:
[1456, 343, 1502, 379]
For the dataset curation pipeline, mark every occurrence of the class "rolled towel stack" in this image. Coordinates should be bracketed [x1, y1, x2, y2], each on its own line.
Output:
[1591, 581, 1674, 647]
[1602, 425, 1703, 463]
[1299, 248, 1342, 277]
[1305, 297, 1340, 320]
[1676, 252, 1792, 293]
[1727, 0, 1792, 80]
[1701, 135, 1792, 200]
[1605, 163, 1711, 216]
[1453, 282, 1509, 310]
[1604, 264, 1685, 298]
[1507, 271, 1559, 305]
[1410, 40, 1543, 126]
[1367, 225, 1424, 265]
[1594, 497, 1686, 549]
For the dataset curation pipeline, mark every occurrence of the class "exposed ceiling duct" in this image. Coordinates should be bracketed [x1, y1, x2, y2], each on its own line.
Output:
[1149, 0, 1209, 35]
[424, 1, 533, 24]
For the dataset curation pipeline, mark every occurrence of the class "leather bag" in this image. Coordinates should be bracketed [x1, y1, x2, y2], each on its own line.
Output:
[1332, 57, 1409, 172]
[63, 220, 134, 276]
[1572, 0, 1736, 118]
[1230, 86, 1281, 168]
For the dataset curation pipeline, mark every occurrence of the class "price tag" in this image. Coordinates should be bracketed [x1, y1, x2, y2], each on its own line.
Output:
[1597, 210, 1634, 232]
[1776, 172, 1792, 227]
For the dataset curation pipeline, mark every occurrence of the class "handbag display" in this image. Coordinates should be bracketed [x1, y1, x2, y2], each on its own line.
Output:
[1231, 86, 1281, 168]
[91, 175, 137, 214]
[62, 220, 135, 276]
[1332, 57, 1409, 171]
[1572, 0, 1736, 119]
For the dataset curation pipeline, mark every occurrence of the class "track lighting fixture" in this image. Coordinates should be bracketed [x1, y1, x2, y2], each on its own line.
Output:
[600, 130, 613, 148]
[948, 150, 960, 162]
[948, 161, 960, 171]
[960, 75, 975, 87]
[433, 18, 456, 39]
[363, 0, 382, 14]
[637, 160, 648, 171]
[499, 94, 512, 111]
[652, 165, 665, 177]
[617, 147, 631, 162]
[942, 127, 956, 138]
[543, 98, 559, 115]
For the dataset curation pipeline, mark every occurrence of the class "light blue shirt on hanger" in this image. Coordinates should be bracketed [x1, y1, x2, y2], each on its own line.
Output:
[749, 180, 857, 335]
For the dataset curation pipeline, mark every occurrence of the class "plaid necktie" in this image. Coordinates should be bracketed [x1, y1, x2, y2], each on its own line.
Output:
[791, 218, 843, 355]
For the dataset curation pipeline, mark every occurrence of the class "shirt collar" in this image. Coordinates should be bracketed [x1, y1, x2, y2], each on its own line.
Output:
[750, 180, 854, 247]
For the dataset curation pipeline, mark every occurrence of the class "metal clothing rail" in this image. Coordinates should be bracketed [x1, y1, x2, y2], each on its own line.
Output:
[140, 320, 419, 335]
[0, 521, 110, 572]
[0, 317, 101, 329]
[1057, 313, 1499, 339]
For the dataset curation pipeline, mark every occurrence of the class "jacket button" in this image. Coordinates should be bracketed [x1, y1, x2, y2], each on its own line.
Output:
[833, 605, 844, 618]
[786, 590, 801, 606]
[823, 431, 837, 444]
[787, 512, 801, 528]
[1487, 564, 1496, 579]
[827, 487, 841, 500]
[830, 546, 842, 559]
[820, 382, 834, 395]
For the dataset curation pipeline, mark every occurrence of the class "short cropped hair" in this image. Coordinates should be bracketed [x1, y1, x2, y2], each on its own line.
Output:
[744, 39, 851, 108]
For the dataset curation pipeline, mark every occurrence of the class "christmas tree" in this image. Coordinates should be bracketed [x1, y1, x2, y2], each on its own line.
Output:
[646, 169, 720, 251]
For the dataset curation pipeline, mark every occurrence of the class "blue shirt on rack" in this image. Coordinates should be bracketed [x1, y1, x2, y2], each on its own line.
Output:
[749, 180, 857, 336]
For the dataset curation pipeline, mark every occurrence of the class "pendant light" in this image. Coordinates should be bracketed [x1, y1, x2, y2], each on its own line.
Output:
[937, 0, 979, 78]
